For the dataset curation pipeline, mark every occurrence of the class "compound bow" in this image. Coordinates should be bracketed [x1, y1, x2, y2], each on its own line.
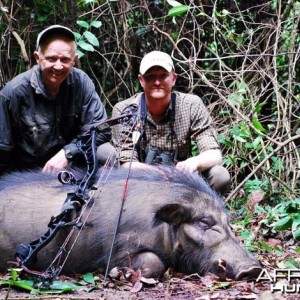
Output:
[15, 111, 137, 288]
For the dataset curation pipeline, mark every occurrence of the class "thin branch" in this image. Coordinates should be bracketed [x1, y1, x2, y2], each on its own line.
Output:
[225, 135, 300, 202]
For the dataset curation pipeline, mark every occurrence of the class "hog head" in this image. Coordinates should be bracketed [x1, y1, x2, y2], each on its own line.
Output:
[154, 194, 262, 281]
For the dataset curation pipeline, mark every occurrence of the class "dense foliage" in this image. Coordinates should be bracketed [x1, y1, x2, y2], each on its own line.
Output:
[0, 0, 299, 240]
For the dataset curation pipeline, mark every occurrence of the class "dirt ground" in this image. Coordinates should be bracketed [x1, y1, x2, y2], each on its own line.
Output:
[0, 271, 298, 300]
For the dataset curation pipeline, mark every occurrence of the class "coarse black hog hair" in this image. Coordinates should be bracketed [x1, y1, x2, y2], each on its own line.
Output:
[0, 166, 224, 207]
[0, 169, 57, 189]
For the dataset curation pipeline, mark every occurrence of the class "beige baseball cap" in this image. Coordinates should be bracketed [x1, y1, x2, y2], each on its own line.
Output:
[139, 51, 174, 75]
[36, 25, 75, 50]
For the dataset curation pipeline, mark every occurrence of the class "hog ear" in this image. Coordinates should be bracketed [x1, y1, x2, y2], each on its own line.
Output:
[154, 203, 192, 226]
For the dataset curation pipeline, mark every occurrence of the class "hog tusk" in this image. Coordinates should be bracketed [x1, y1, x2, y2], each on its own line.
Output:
[217, 259, 227, 281]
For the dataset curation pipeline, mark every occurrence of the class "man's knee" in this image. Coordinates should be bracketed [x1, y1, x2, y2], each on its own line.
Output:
[204, 165, 230, 195]
[96, 142, 117, 167]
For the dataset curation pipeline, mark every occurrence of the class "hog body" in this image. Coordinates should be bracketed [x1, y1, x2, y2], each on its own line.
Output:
[0, 167, 261, 280]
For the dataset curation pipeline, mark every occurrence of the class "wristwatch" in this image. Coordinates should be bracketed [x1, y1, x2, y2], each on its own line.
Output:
[65, 148, 74, 160]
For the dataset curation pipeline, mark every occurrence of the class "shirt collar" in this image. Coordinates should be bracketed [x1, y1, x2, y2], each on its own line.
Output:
[145, 95, 174, 124]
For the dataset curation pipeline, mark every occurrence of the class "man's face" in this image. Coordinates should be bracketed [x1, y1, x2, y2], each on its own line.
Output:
[34, 37, 78, 92]
[139, 66, 177, 101]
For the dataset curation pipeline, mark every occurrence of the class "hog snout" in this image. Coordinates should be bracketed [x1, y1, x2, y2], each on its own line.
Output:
[211, 259, 262, 281]
[235, 265, 262, 281]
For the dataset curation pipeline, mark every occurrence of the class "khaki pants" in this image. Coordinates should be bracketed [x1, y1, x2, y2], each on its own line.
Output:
[96, 142, 117, 167]
[202, 165, 230, 196]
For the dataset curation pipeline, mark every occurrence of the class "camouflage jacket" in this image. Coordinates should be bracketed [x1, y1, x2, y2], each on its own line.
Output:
[0, 65, 111, 171]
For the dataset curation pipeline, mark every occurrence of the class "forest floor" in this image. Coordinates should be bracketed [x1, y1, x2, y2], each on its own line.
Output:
[0, 256, 299, 300]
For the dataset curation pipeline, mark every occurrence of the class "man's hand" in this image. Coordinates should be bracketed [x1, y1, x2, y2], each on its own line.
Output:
[42, 149, 69, 173]
[176, 149, 223, 173]
[176, 156, 199, 173]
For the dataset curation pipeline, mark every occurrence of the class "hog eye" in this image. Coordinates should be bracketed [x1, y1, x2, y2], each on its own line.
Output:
[194, 216, 216, 230]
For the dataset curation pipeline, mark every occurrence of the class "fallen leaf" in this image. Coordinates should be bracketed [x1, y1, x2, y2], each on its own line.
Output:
[108, 267, 121, 279]
[247, 190, 265, 212]
[236, 294, 258, 299]
[130, 281, 143, 293]
[267, 238, 282, 247]
[140, 277, 158, 285]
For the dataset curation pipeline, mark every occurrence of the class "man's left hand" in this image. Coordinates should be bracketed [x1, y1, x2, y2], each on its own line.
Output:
[42, 149, 69, 173]
[175, 149, 223, 174]
[176, 157, 199, 173]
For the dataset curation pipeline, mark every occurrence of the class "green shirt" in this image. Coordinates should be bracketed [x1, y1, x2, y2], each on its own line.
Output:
[112, 92, 220, 163]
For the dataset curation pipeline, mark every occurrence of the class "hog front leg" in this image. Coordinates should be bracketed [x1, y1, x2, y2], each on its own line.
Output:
[132, 251, 167, 278]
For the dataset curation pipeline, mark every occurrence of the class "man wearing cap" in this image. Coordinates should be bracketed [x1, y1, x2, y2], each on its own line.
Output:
[0, 25, 115, 174]
[112, 50, 230, 195]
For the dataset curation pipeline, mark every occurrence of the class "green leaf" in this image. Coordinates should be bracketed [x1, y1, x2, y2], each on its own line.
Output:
[167, 0, 183, 7]
[0, 279, 35, 291]
[236, 35, 244, 47]
[221, 9, 230, 16]
[292, 229, 300, 240]
[258, 241, 273, 253]
[83, 31, 100, 47]
[73, 32, 82, 40]
[77, 40, 95, 52]
[83, 272, 95, 284]
[91, 20, 102, 28]
[76, 49, 85, 58]
[37, 15, 48, 22]
[237, 81, 247, 94]
[50, 280, 80, 292]
[11, 268, 19, 281]
[253, 103, 265, 114]
[243, 214, 253, 226]
[240, 229, 252, 240]
[252, 118, 266, 133]
[227, 92, 244, 106]
[274, 245, 284, 255]
[292, 214, 300, 230]
[272, 216, 292, 231]
[135, 27, 149, 37]
[240, 161, 249, 168]
[76, 20, 90, 29]
[292, 215, 300, 240]
[233, 135, 246, 143]
[168, 5, 190, 17]
[277, 258, 299, 269]
[252, 135, 262, 148]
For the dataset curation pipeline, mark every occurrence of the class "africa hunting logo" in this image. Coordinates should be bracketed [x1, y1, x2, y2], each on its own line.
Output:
[257, 269, 300, 293]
